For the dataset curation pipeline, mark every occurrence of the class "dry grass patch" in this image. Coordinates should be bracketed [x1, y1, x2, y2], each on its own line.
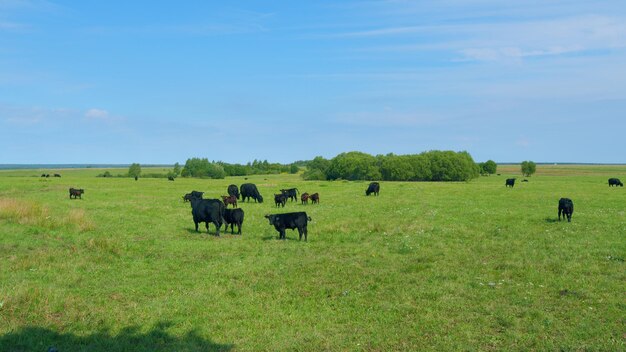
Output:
[0, 197, 94, 232]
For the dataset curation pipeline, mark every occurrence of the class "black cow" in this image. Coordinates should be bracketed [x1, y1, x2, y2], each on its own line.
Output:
[274, 193, 287, 207]
[41, 174, 46, 177]
[190, 197, 224, 235]
[366, 182, 380, 196]
[53, 174, 61, 177]
[69, 188, 84, 199]
[280, 188, 299, 202]
[183, 190, 204, 202]
[227, 184, 240, 199]
[168, 176, 175, 181]
[264, 212, 311, 241]
[558, 198, 574, 222]
[135, 176, 138, 181]
[223, 208, 244, 235]
[240, 183, 263, 203]
[505, 178, 516, 187]
[608, 178, 623, 187]
[310, 192, 319, 204]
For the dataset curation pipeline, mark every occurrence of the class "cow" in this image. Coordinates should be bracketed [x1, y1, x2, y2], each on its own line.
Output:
[69, 188, 84, 199]
[505, 178, 516, 187]
[223, 208, 244, 235]
[221, 195, 238, 208]
[183, 190, 204, 202]
[41, 174, 46, 177]
[168, 176, 175, 181]
[608, 178, 623, 187]
[264, 212, 312, 241]
[227, 184, 240, 199]
[310, 192, 319, 204]
[190, 197, 224, 235]
[558, 198, 574, 222]
[53, 174, 61, 177]
[301, 192, 310, 205]
[522, 179, 529, 182]
[240, 183, 263, 203]
[135, 176, 138, 181]
[274, 193, 287, 207]
[366, 182, 380, 196]
[280, 188, 299, 202]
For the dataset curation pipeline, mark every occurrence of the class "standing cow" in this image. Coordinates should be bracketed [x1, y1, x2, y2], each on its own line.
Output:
[240, 183, 264, 203]
[558, 198, 574, 222]
[280, 188, 299, 202]
[274, 193, 287, 207]
[505, 178, 516, 188]
[366, 182, 380, 196]
[190, 197, 225, 235]
[301, 192, 310, 205]
[223, 208, 244, 235]
[227, 184, 240, 199]
[264, 212, 311, 241]
[69, 188, 84, 199]
[310, 192, 319, 204]
[608, 178, 623, 187]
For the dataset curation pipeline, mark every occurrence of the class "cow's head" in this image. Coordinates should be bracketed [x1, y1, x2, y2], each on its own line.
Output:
[257, 194, 264, 203]
[264, 214, 276, 225]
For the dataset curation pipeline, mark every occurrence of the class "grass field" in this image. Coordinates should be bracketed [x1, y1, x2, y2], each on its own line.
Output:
[0, 165, 624, 351]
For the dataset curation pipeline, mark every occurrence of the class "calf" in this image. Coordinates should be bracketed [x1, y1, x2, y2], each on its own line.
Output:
[264, 212, 311, 241]
[366, 182, 380, 196]
[221, 195, 238, 208]
[280, 188, 299, 202]
[608, 178, 623, 187]
[310, 192, 319, 204]
[69, 188, 84, 199]
[301, 192, 310, 205]
[190, 197, 224, 235]
[223, 208, 244, 234]
[505, 178, 516, 187]
[558, 198, 574, 222]
[274, 193, 287, 207]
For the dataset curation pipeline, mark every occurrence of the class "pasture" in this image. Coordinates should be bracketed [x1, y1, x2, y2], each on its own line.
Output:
[0, 166, 624, 351]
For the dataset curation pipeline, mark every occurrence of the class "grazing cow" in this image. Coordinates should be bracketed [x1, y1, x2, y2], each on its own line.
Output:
[505, 178, 516, 187]
[558, 198, 574, 222]
[41, 174, 46, 177]
[522, 179, 529, 182]
[310, 192, 319, 204]
[69, 188, 84, 199]
[223, 208, 244, 235]
[240, 183, 264, 203]
[53, 174, 61, 177]
[264, 212, 312, 241]
[221, 195, 238, 208]
[227, 184, 240, 199]
[274, 193, 287, 207]
[608, 178, 623, 187]
[280, 188, 299, 202]
[366, 182, 380, 196]
[183, 190, 204, 202]
[135, 176, 138, 181]
[45, 174, 50, 178]
[190, 197, 224, 235]
[301, 192, 310, 205]
[168, 176, 175, 181]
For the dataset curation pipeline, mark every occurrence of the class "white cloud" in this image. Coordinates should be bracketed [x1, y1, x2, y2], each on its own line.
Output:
[84, 108, 110, 120]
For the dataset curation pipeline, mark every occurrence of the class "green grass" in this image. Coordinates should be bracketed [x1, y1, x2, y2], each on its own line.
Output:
[1, 166, 624, 351]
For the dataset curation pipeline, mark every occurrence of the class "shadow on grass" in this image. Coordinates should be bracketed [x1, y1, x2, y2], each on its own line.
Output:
[544, 217, 559, 223]
[0, 321, 233, 352]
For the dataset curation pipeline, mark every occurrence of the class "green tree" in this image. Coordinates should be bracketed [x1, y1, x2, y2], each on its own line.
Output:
[302, 156, 331, 180]
[479, 160, 497, 175]
[128, 163, 141, 178]
[289, 164, 299, 174]
[172, 162, 181, 177]
[521, 160, 537, 177]
[327, 151, 381, 180]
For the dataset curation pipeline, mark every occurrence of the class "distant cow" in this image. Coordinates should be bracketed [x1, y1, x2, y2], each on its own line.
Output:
[608, 178, 623, 187]
[183, 190, 204, 202]
[264, 212, 312, 241]
[41, 174, 46, 177]
[505, 178, 516, 187]
[240, 183, 263, 203]
[366, 182, 380, 196]
[168, 176, 175, 181]
[190, 197, 224, 235]
[280, 188, 299, 202]
[221, 195, 238, 208]
[301, 192, 310, 204]
[223, 208, 244, 235]
[53, 174, 61, 177]
[227, 184, 240, 199]
[558, 198, 574, 222]
[522, 179, 529, 182]
[274, 193, 287, 207]
[135, 176, 138, 181]
[69, 188, 84, 199]
[310, 192, 319, 204]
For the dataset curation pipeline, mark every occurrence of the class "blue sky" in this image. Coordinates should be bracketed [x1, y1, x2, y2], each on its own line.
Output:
[1, 0, 625, 164]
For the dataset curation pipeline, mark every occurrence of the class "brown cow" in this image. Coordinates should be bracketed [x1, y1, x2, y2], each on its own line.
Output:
[310, 192, 319, 204]
[221, 195, 238, 208]
[301, 192, 310, 205]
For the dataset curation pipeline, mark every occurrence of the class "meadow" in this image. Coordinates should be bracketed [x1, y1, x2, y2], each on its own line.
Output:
[0, 165, 624, 351]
